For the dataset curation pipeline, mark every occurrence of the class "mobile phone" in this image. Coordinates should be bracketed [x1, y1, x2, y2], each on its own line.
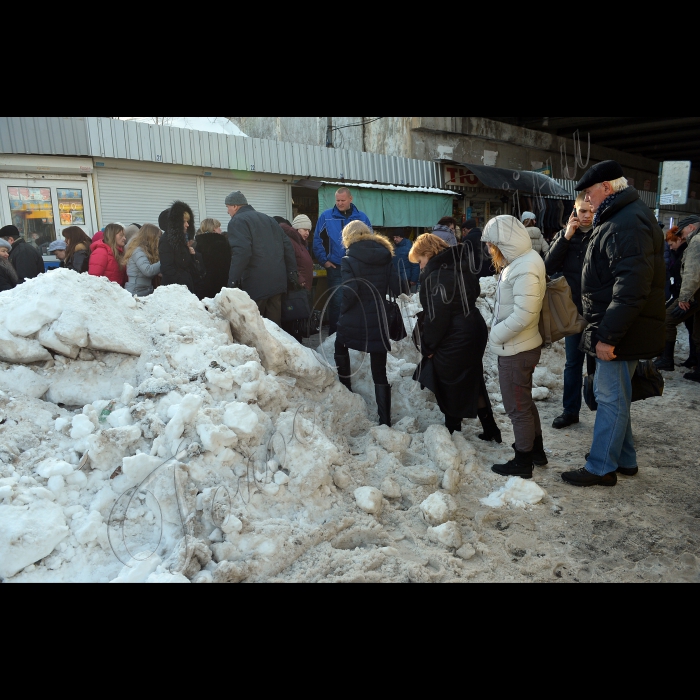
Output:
[571, 208, 578, 219]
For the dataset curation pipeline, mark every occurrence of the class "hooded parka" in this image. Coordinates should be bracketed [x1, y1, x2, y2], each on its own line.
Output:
[413, 245, 489, 419]
[580, 187, 666, 360]
[227, 205, 298, 301]
[159, 201, 204, 294]
[482, 216, 547, 357]
[336, 230, 399, 354]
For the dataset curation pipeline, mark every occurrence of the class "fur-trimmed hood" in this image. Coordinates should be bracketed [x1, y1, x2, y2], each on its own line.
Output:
[166, 201, 196, 247]
[343, 229, 395, 255]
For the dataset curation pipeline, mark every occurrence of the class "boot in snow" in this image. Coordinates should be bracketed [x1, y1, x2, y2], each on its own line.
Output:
[375, 385, 392, 427]
[654, 341, 676, 372]
[477, 408, 502, 443]
[492, 449, 534, 480]
[532, 434, 549, 467]
[335, 354, 352, 392]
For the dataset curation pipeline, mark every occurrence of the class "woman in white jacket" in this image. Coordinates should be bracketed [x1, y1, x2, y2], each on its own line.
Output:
[482, 215, 547, 480]
[521, 212, 550, 256]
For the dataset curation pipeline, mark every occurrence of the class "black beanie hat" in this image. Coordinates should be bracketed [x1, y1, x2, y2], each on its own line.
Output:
[0, 224, 20, 240]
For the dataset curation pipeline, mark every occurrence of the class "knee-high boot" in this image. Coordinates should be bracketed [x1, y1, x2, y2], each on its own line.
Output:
[375, 385, 392, 427]
[477, 408, 503, 444]
[335, 354, 352, 392]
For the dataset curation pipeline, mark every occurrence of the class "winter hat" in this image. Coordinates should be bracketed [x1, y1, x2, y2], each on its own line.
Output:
[520, 212, 536, 223]
[158, 209, 171, 233]
[463, 219, 478, 230]
[92, 231, 104, 243]
[676, 216, 700, 231]
[124, 224, 140, 243]
[0, 238, 12, 250]
[292, 215, 313, 231]
[225, 191, 248, 207]
[0, 224, 20, 240]
[575, 160, 625, 191]
[48, 240, 67, 252]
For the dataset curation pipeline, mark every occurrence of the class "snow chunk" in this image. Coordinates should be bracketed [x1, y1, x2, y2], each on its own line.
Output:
[420, 492, 457, 526]
[481, 477, 547, 509]
[424, 425, 461, 472]
[354, 487, 384, 516]
[0, 325, 51, 364]
[0, 501, 70, 579]
[371, 425, 411, 455]
[223, 402, 259, 438]
[0, 367, 50, 399]
[36, 460, 74, 479]
[428, 522, 462, 549]
[71, 414, 96, 440]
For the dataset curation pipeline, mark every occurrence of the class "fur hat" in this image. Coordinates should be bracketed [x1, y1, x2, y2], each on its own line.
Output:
[292, 215, 313, 231]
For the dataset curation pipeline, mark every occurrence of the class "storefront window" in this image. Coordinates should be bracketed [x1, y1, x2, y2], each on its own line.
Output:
[57, 188, 86, 226]
[7, 186, 56, 252]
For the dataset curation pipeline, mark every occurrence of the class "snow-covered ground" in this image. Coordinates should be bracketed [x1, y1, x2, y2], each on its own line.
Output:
[1, 271, 698, 584]
[119, 117, 247, 137]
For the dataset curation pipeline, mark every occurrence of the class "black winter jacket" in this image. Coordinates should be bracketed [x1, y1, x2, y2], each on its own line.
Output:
[581, 188, 666, 360]
[336, 231, 400, 354]
[227, 205, 297, 301]
[159, 201, 205, 295]
[194, 232, 232, 300]
[9, 239, 44, 283]
[414, 245, 488, 419]
[544, 226, 594, 313]
[0, 259, 17, 292]
[464, 228, 493, 277]
[667, 242, 687, 301]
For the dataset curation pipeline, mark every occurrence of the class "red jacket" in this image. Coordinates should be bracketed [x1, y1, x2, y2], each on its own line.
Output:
[280, 223, 314, 290]
[89, 241, 126, 286]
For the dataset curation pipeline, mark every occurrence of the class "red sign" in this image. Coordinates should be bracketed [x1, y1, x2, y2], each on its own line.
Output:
[444, 166, 480, 187]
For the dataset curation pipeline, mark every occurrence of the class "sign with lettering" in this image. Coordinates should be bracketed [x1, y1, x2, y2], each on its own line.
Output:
[444, 166, 480, 188]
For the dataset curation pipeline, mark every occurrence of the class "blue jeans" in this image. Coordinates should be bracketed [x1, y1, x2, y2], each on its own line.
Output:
[326, 266, 343, 335]
[587, 359, 638, 476]
[563, 333, 585, 416]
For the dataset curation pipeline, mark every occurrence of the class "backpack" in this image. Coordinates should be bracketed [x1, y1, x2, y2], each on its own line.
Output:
[539, 276, 588, 347]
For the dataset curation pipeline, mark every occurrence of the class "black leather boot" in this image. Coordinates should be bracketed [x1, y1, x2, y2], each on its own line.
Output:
[532, 434, 548, 467]
[654, 341, 676, 372]
[477, 408, 502, 443]
[375, 385, 392, 427]
[335, 354, 352, 392]
[445, 415, 462, 434]
[492, 449, 534, 480]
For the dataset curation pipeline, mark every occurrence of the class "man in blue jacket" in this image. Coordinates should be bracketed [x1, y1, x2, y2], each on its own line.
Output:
[313, 187, 372, 335]
[392, 231, 420, 294]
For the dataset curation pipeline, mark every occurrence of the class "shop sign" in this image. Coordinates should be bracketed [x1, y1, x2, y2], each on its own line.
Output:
[444, 166, 480, 188]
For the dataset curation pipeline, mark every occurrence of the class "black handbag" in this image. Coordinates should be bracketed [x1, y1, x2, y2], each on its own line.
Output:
[632, 361, 665, 402]
[583, 355, 598, 412]
[281, 290, 311, 322]
[384, 298, 408, 342]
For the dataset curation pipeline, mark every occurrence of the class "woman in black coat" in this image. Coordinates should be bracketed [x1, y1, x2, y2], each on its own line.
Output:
[335, 222, 400, 427]
[158, 201, 205, 296]
[410, 234, 501, 441]
[193, 218, 232, 300]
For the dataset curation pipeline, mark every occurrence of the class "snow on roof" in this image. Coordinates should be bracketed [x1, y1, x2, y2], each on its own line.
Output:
[321, 181, 456, 196]
[119, 117, 247, 138]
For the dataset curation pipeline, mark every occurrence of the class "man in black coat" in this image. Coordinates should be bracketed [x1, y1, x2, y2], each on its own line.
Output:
[462, 219, 492, 278]
[562, 161, 666, 489]
[225, 191, 298, 326]
[545, 194, 595, 429]
[0, 225, 45, 284]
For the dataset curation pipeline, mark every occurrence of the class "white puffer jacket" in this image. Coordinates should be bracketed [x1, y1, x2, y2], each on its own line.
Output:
[527, 226, 550, 255]
[482, 216, 547, 357]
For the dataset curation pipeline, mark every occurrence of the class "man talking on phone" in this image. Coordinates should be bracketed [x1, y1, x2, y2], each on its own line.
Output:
[313, 188, 372, 336]
[561, 161, 666, 488]
[545, 193, 595, 430]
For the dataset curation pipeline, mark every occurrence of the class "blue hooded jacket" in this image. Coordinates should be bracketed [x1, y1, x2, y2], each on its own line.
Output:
[392, 238, 420, 284]
[313, 204, 372, 266]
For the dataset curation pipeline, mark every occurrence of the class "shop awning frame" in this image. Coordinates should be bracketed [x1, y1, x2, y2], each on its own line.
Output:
[457, 163, 571, 198]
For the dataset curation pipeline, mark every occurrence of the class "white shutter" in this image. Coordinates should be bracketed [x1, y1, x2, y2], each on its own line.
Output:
[96, 169, 200, 228]
[204, 177, 290, 230]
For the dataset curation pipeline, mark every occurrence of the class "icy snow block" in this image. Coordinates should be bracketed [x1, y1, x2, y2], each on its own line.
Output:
[70, 414, 96, 440]
[420, 493, 457, 527]
[370, 425, 411, 455]
[196, 423, 238, 454]
[213, 289, 336, 390]
[354, 487, 384, 516]
[0, 501, 70, 579]
[146, 572, 191, 584]
[424, 425, 461, 472]
[37, 324, 79, 359]
[0, 366, 50, 399]
[0, 325, 51, 364]
[480, 477, 546, 509]
[164, 394, 203, 450]
[223, 402, 259, 438]
[428, 522, 462, 550]
[3, 296, 62, 337]
[36, 459, 74, 479]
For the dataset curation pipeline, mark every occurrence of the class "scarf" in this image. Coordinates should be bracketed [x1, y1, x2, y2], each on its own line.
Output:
[0, 257, 18, 284]
[593, 191, 622, 228]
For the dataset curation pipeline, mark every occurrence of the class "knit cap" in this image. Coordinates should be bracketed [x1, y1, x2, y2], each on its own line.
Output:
[48, 240, 67, 252]
[0, 238, 12, 250]
[225, 191, 248, 207]
[292, 215, 313, 231]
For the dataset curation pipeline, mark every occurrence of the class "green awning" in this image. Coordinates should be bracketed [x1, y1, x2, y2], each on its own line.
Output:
[318, 186, 454, 228]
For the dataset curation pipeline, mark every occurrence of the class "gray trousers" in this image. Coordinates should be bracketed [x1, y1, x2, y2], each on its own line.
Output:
[498, 348, 542, 453]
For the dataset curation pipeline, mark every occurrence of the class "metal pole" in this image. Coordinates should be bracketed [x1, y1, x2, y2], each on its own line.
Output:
[326, 117, 333, 148]
[655, 161, 663, 221]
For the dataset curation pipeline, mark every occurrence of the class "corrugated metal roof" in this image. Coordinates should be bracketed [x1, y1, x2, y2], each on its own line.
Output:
[0, 117, 444, 189]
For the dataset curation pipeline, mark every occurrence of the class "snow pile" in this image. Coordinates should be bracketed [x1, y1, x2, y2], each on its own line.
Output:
[0, 271, 564, 583]
[480, 477, 547, 509]
[120, 117, 247, 138]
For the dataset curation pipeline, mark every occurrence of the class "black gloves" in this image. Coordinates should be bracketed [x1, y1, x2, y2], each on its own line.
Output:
[288, 271, 304, 292]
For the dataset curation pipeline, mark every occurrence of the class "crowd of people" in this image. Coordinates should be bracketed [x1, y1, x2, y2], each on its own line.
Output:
[1, 159, 698, 491]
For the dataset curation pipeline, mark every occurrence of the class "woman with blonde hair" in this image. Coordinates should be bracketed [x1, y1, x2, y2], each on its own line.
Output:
[335, 220, 400, 427]
[194, 218, 231, 299]
[89, 223, 126, 286]
[124, 224, 162, 297]
[409, 234, 500, 441]
[482, 216, 547, 479]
